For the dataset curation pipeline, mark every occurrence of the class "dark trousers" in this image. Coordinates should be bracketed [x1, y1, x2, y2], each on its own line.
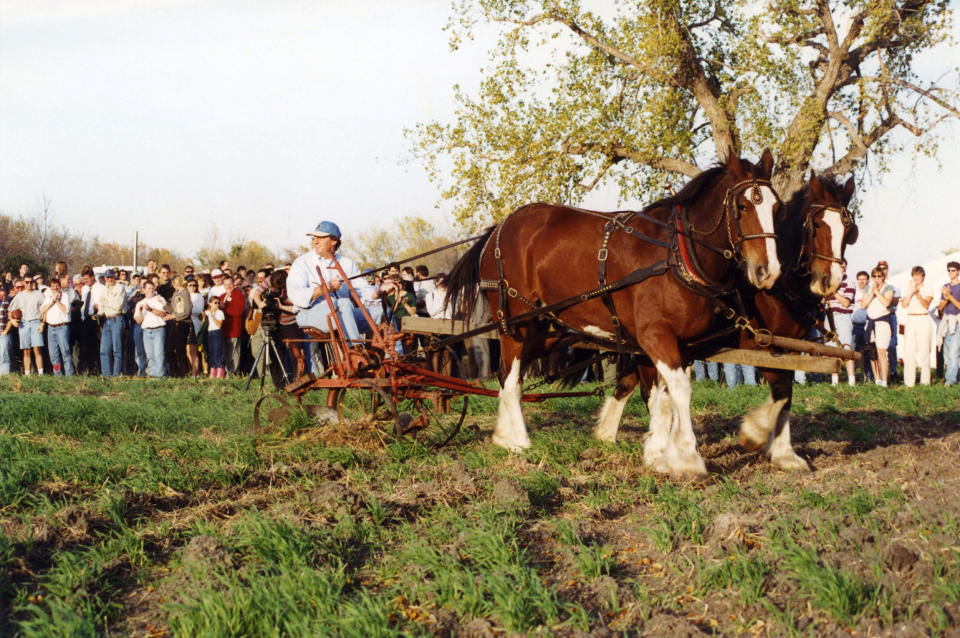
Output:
[77, 318, 100, 375]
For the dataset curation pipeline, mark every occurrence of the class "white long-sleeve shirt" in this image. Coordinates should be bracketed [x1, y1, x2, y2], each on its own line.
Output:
[286, 250, 376, 310]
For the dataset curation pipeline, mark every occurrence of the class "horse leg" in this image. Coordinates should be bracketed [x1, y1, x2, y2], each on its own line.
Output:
[593, 365, 640, 442]
[491, 337, 531, 452]
[644, 327, 707, 480]
[740, 369, 810, 471]
[642, 374, 676, 474]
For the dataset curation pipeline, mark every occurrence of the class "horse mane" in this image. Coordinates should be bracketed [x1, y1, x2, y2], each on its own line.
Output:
[640, 164, 727, 216]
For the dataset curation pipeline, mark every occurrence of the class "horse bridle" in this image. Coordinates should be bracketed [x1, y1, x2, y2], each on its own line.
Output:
[721, 179, 780, 261]
[798, 203, 857, 271]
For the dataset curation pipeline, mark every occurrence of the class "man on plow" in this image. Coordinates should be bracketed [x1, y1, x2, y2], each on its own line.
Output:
[287, 221, 382, 350]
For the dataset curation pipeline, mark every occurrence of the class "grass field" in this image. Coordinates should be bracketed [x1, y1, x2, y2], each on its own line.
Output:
[1, 374, 959, 636]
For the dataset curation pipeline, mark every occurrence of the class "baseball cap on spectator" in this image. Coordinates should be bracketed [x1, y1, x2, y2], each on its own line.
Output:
[211, 269, 223, 277]
[185, 274, 196, 282]
[307, 221, 341, 239]
[104, 269, 116, 278]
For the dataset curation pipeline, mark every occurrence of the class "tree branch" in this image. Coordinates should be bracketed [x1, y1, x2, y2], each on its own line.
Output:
[562, 140, 701, 177]
[861, 75, 960, 118]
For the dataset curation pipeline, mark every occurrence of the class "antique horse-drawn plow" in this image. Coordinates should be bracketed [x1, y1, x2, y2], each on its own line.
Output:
[255, 151, 860, 476]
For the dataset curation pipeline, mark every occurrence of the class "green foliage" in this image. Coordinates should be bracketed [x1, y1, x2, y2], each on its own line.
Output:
[410, 0, 957, 227]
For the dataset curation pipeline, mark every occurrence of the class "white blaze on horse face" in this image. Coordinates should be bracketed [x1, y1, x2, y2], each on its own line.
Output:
[823, 209, 845, 290]
[753, 185, 781, 287]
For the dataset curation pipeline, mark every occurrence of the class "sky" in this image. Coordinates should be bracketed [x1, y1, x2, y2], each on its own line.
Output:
[0, 0, 958, 275]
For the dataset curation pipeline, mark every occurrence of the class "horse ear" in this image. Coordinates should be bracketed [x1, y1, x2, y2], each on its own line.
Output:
[808, 173, 824, 199]
[842, 176, 856, 203]
[758, 148, 775, 178]
[725, 147, 745, 176]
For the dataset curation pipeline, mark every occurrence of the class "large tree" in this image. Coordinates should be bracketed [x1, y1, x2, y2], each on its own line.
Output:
[411, 0, 957, 229]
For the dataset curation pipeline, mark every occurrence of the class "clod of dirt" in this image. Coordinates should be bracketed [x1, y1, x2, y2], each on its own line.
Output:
[29, 517, 55, 544]
[181, 534, 232, 571]
[705, 512, 748, 553]
[306, 480, 358, 515]
[460, 618, 495, 638]
[446, 461, 475, 493]
[885, 543, 919, 571]
[640, 611, 705, 638]
[944, 602, 960, 626]
[882, 620, 931, 637]
[586, 575, 620, 610]
[579, 448, 603, 461]
[490, 478, 530, 508]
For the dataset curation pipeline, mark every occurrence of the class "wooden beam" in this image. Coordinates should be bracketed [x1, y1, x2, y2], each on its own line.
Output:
[705, 348, 840, 374]
[401, 316, 498, 339]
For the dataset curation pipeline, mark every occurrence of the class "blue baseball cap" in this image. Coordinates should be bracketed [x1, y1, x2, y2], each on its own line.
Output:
[307, 221, 341, 239]
[104, 269, 117, 279]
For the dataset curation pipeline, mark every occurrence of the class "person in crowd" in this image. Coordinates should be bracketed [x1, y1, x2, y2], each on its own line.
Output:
[144, 259, 158, 276]
[78, 265, 104, 374]
[877, 260, 901, 382]
[197, 273, 213, 300]
[167, 276, 194, 377]
[287, 221, 380, 347]
[937, 261, 960, 386]
[8, 277, 46, 375]
[900, 266, 934, 387]
[268, 270, 305, 380]
[157, 264, 174, 301]
[98, 269, 126, 377]
[851, 269, 871, 381]
[219, 276, 245, 375]
[186, 276, 205, 375]
[425, 273, 451, 320]
[18, 263, 30, 281]
[382, 275, 418, 324]
[861, 265, 896, 386]
[33, 274, 48, 294]
[205, 296, 225, 378]
[0, 286, 12, 375]
[40, 277, 74, 376]
[126, 277, 147, 377]
[208, 269, 226, 299]
[134, 280, 170, 378]
[246, 268, 273, 378]
[827, 259, 856, 386]
[183, 264, 195, 278]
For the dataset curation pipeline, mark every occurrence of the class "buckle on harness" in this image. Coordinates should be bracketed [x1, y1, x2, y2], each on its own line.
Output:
[507, 287, 518, 298]
[610, 316, 621, 327]
[597, 248, 608, 261]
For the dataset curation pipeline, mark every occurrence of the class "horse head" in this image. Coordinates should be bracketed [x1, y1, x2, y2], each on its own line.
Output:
[797, 172, 857, 297]
[724, 148, 782, 290]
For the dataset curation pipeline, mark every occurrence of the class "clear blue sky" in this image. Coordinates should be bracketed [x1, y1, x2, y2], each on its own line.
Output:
[1, 1, 957, 275]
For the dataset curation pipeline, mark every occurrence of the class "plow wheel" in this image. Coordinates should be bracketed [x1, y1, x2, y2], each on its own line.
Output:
[393, 392, 469, 449]
[252, 392, 297, 439]
[330, 381, 398, 430]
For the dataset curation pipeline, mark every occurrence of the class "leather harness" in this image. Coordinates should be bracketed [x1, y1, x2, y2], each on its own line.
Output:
[479, 179, 779, 350]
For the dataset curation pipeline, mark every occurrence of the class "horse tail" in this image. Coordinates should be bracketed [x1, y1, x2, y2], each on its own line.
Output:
[445, 225, 495, 322]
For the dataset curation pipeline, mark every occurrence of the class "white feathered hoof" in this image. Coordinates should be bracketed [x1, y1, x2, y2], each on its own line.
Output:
[643, 446, 669, 474]
[669, 453, 708, 482]
[771, 451, 811, 472]
[491, 432, 531, 453]
[738, 398, 787, 451]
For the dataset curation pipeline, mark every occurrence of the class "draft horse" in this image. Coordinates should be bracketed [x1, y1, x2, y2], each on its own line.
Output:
[736, 172, 858, 470]
[636, 172, 858, 473]
[447, 150, 782, 479]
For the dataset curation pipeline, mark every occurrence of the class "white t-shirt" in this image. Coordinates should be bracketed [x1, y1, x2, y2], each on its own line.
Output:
[206, 309, 225, 332]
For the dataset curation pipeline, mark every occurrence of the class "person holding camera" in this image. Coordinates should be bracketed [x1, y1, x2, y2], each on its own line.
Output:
[287, 221, 381, 344]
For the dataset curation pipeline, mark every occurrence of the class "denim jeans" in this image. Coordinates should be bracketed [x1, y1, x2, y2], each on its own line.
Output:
[0, 333, 10, 375]
[47, 324, 74, 376]
[100, 316, 124, 376]
[944, 324, 960, 385]
[724, 363, 757, 387]
[693, 360, 719, 382]
[130, 323, 147, 376]
[207, 331, 224, 368]
[296, 298, 380, 371]
[142, 327, 166, 378]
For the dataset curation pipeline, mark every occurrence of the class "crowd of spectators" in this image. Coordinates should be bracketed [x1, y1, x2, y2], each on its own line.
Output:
[0, 245, 491, 382]
[693, 258, 960, 388]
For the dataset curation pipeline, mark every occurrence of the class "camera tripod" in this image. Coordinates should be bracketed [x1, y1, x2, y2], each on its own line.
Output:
[244, 325, 290, 392]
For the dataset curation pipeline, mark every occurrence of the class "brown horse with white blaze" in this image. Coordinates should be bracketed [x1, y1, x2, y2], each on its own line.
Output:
[447, 150, 782, 478]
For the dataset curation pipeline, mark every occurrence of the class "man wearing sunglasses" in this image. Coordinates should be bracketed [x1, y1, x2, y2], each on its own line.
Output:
[937, 262, 960, 386]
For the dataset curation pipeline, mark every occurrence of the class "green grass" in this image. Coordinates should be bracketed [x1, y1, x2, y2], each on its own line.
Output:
[1, 374, 959, 635]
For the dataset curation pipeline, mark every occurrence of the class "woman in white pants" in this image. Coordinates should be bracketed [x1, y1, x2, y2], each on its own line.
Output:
[900, 266, 933, 386]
